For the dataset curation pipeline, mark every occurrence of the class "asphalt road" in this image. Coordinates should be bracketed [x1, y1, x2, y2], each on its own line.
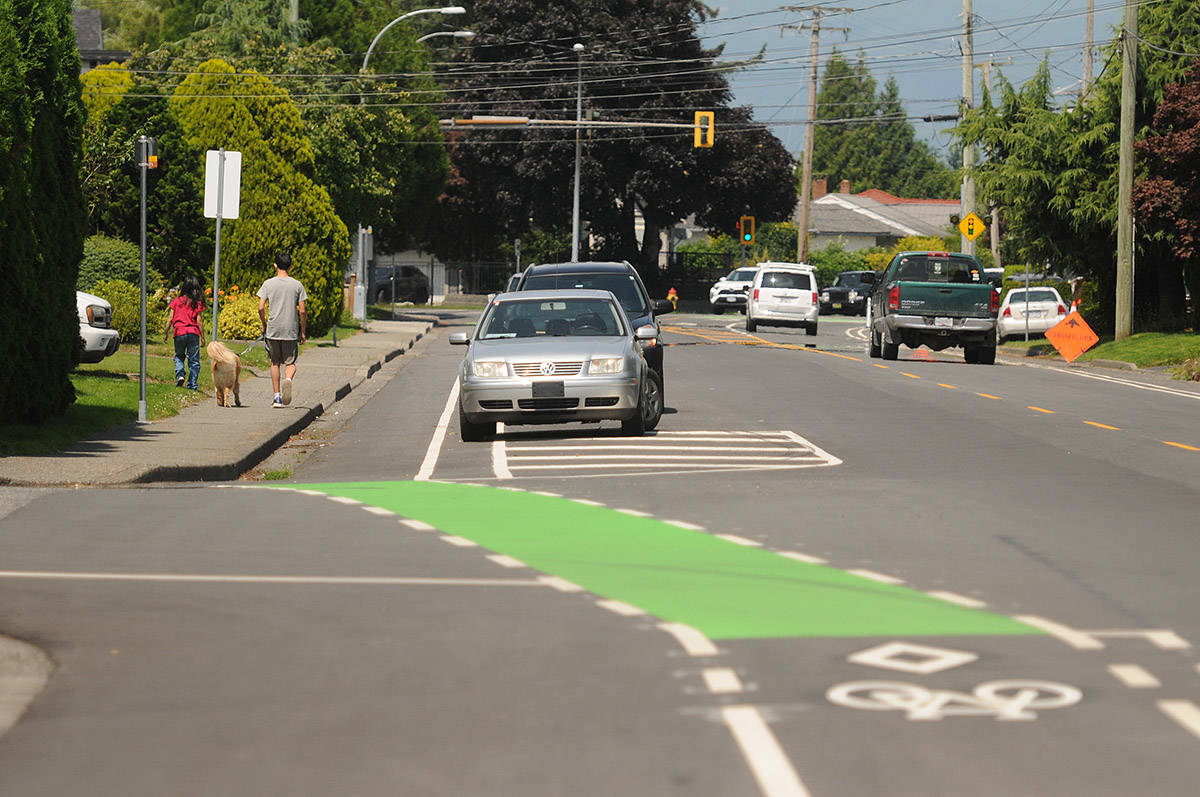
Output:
[2, 309, 1199, 795]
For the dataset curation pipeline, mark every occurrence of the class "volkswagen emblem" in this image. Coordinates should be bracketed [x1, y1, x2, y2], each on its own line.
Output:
[539, 361, 556, 375]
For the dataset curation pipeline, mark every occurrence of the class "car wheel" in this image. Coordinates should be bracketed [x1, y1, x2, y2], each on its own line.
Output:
[713, 305, 725, 315]
[642, 368, 663, 431]
[980, 346, 997, 365]
[745, 314, 757, 332]
[964, 346, 980, 364]
[458, 403, 494, 442]
[869, 328, 882, 358]
[806, 322, 818, 336]
[882, 339, 899, 360]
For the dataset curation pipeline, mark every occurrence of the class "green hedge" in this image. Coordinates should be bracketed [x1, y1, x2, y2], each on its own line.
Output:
[91, 278, 168, 341]
[78, 235, 140, 290]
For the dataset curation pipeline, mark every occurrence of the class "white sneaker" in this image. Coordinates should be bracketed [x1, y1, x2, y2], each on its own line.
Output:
[281, 378, 293, 406]
[272, 394, 284, 408]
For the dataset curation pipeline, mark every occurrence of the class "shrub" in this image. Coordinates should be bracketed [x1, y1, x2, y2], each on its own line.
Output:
[91, 278, 169, 340]
[78, 235, 140, 290]
[214, 287, 262, 340]
[1173, 358, 1200, 382]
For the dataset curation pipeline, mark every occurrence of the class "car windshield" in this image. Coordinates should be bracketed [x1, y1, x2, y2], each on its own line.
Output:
[893, 256, 978, 283]
[521, 274, 649, 317]
[760, 271, 812, 290]
[478, 298, 626, 340]
[1007, 289, 1058, 303]
[729, 269, 758, 282]
[833, 273, 867, 287]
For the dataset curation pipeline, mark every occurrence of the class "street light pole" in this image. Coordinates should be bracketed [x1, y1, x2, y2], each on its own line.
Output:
[571, 42, 584, 262]
[362, 6, 466, 71]
[416, 30, 476, 44]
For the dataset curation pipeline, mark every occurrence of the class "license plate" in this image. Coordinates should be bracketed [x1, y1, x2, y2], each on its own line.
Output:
[933, 317, 953, 328]
[777, 295, 796, 302]
[832, 303, 842, 309]
[532, 381, 564, 398]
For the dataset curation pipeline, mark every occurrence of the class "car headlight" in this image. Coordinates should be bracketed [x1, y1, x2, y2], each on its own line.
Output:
[472, 361, 508, 378]
[848, 290, 858, 301]
[588, 357, 624, 375]
[820, 292, 830, 301]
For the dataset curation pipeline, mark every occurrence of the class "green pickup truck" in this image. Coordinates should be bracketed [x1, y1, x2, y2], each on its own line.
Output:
[866, 251, 1000, 364]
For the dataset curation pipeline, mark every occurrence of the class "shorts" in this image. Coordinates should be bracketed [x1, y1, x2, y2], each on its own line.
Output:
[266, 338, 299, 366]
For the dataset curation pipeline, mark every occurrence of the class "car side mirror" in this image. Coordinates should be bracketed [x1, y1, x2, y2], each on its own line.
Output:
[449, 332, 470, 345]
[653, 299, 675, 315]
[634, 324, 658, 341]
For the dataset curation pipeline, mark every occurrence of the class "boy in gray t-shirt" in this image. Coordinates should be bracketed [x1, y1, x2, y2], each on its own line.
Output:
[257, 251, 308, 408]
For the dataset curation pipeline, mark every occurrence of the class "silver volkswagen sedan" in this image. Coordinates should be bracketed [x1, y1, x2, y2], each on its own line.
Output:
[449, 290, 663, 441]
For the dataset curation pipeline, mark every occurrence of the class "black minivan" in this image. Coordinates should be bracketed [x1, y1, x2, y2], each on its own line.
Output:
[516, 261, 674, 386]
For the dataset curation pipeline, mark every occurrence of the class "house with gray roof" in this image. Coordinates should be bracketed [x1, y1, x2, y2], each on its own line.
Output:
[805, 179, 958, 251]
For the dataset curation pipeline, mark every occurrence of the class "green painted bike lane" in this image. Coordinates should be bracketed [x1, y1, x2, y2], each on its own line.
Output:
[287, 481, 1039, 641]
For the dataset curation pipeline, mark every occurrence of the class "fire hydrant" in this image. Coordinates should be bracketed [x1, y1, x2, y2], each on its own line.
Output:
[667, 286, 678, 311]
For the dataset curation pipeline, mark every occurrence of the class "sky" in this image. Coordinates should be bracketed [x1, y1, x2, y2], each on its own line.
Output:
[695, 0, 1125, 160]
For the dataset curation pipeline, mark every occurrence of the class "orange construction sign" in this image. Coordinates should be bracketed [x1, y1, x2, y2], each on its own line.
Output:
[1044, 311, 1099, 363]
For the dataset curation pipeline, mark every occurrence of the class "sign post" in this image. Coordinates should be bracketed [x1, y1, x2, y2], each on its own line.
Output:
[136, 136, 158, 423]
[204, 149, 242, 340]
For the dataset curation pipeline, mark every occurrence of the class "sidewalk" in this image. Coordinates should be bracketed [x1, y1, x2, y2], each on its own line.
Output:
[0, 318, 437, 487]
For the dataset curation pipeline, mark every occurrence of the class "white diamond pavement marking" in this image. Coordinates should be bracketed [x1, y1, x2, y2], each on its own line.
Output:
[847, 641, 979, 675]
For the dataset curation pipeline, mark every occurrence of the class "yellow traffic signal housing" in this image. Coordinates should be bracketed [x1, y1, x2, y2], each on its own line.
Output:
[739, 215, 756, 245]
[694, 111, 715, 148]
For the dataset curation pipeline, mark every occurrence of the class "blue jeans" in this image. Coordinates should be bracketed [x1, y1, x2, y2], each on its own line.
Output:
[173, 333, 201, 390]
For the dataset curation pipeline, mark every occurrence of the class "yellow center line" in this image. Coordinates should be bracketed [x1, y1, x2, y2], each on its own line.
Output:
[937, 383, 958, 390]
[1028, 406, 1056, 414]
[1164, 441, 1200, 452]
[901, 372, 920, 379]
[872, 364, 889, 369]
[1084, 421, 1121, 431]
[976, 393, 1001, 400]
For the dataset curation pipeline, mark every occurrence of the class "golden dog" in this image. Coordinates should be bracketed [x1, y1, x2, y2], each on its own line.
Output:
[206, 341, 242, 407]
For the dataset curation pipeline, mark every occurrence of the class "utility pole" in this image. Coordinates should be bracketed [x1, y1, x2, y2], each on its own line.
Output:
[1084, 0, 1095, 92]
[783, 6, 852, 264]
[975, 55, 1011, 267]
[570, 42, 584, 262]
[289, 0, 299, 29]
[1115, 0, 1137, 340]
[960, 0, 976, 256]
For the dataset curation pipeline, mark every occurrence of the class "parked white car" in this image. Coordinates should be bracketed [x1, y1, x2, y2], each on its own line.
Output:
[77, 290, 120, 363]
[708, 266, 759, 313]
[745, 262, 819, 335]
[998, 287, 1067, 341]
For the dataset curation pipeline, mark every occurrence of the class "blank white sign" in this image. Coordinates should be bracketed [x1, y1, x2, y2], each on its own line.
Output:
[204, 149, 242, 219]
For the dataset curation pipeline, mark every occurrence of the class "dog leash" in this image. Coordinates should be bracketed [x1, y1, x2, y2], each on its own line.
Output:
[238, 336, 266, 356]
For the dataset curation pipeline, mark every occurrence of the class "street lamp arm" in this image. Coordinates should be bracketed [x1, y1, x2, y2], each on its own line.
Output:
[362, 6, 467, 71]
[416, 30, 476, 43]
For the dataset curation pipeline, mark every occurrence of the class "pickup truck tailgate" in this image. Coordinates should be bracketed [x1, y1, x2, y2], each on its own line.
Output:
[895, 282, 994, 317]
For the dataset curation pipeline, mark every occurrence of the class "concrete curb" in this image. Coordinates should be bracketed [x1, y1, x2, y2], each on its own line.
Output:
[0, 634, 53, 742]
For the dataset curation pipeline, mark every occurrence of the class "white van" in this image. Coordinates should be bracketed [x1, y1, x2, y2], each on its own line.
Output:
[745, 262, 819, 335]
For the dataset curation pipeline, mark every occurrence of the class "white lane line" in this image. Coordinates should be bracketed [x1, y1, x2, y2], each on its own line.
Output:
[492, 422, 512, 480]
[327, 496, 362, 506]
[596, 599, 645, 617]
[487, 554, 527, 569]
[703, 667, 745, 695]
[615, 508, 653, 517]
[362, 506, 394, 517]
[716, 534, 762, 547]
[0, 571, 544, 587]
[507, 454, 814, 462]
[294, 489, 327, 497]
[416, 378, 459, 481]
[778, 551, 828, 565]
[507, 462, 829, 471]
[508, 445, 796, 452]
[722, 705, 813, 797]
[779, 430, 844, 466]
[400, 518, 437, 532]
[539, 576, 585, 593]
[927, 590, 987, 608]
[1158, 700, 1200, 740]
[1057, 367, 1200, 401]
[665, 519, 706, 531]
[571, 498, 605, 506]
[440, 535, 477, 548]
[1091, 630, 1191, 650]
[1013, 615, 1104, 649]
[658, 623, 720, 657]
[1108, 664, 1161, 688]
[653, 430, 791, 437]
[531, 491, 562, 497]
[847, 569, 905, 585]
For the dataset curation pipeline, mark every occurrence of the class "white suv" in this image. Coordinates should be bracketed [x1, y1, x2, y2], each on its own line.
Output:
[745, 262, 819, 335]
[708, 266, 759, 314]
[77, 290, 121, 363]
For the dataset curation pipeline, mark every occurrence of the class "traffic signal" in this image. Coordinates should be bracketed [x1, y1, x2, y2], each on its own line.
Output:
[739, 215, 756, 245]
[693, 111, 715, 148]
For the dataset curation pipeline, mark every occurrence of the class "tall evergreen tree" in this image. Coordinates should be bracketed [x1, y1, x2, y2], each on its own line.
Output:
[0, 0, 87, 422]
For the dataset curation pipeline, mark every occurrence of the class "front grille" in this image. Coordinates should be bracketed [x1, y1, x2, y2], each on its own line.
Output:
[584, 397, 619, 407]
[512, 361, 583, 377]
[517, 398, 580, 411]
[478, 400, 512, 410]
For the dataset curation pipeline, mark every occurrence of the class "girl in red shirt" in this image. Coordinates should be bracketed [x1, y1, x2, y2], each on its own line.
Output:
[163, 276, 206, 390]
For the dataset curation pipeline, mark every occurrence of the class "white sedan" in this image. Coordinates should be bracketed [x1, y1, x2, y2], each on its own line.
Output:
[998, 287, 1067, 341]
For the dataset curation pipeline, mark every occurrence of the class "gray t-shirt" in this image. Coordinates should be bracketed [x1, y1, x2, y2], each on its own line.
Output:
[257, 275, 308, 340]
